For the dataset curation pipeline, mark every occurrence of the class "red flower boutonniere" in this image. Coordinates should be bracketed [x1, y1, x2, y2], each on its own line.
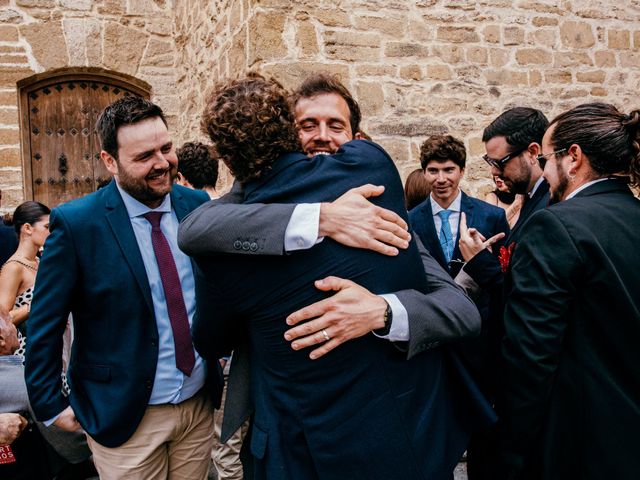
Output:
[498, 243, 515, 273]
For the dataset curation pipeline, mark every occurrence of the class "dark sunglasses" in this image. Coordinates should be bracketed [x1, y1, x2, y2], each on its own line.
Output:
[482, 147, 527, 169]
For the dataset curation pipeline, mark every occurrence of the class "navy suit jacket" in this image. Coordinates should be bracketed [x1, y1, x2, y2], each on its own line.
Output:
[193, 141, 480, 480]
[410, 193, 510, 399]
[0, 220, 18, 265]
[24, 181, 219, 448]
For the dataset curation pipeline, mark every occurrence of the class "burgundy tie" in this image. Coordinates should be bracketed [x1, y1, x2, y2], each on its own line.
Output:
[144, 211, 195, 376]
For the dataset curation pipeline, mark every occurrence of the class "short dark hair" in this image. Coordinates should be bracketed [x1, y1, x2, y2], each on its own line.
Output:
[482, 107, 549, 151]
[96, 95, 167, 159]
[201, 73, 300, 183]
[5, 201, 50, 234]
[291, 73, 362, 135]
[176, 142, 219, 189]
[404, 168, 430, 211]
[549, 102, 640, 186]
[420, 135, 467, 170]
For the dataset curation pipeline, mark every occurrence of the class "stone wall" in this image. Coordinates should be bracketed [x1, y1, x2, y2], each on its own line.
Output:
[0, 0, 179, 212]
[174, 0, 640, 196]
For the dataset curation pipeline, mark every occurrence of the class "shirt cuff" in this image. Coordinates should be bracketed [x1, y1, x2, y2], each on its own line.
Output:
[374, 294, 409, 342]
[44, 412, 62, 427]
[455, 268, 481, 301]
[284, 203, 322, 252]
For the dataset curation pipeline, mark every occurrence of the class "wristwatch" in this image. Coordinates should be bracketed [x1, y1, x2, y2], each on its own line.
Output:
[374, 300, 393, 336]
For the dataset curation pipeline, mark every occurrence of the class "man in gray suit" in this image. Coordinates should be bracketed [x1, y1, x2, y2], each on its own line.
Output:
[178, 74, 480, 441]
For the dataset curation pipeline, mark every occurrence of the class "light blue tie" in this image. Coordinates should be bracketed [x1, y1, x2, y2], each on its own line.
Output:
[437, 209, 454, 264]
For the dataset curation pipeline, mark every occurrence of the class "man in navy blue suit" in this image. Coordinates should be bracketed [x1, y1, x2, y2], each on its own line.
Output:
[25, 96, 221, 479]
[191, 74, 487, 480]
[409, 135, 510, 480]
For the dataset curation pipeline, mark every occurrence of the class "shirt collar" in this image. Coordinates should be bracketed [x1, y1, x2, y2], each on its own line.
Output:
[430, 189, 462, 215]
[565, 178, 610, 200]
[528, 175, 545, 198]
[0, 354, 23, 365]
[115, 181, 172, 219]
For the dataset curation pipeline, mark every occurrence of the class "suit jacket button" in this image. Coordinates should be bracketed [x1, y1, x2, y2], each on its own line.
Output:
[250, 242, 258, 252]
[146, 380, 152, 389]
[242, 241, 250, 251]
[233, 240, 242, 250]
[151, 340, 157, 347]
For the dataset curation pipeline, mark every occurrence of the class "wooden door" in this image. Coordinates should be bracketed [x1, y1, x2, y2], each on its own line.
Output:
[19, 69, 150, 208]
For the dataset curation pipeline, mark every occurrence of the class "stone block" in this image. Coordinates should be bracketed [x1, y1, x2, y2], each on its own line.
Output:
[482, 25, 500, 43]
[399, 65, 422, 81]
[248, 12, 286, 65]
[369, 117, 448, 137]
[489, 48, 509, 67]
[529, 70, 542, 86]
[408, 19, 432, 42]
[127, 0, 168, 15]
[0, 127, 19, 145]
[431, 45, 464, 63]
[485, 69, 528, 86]
[544, 70, 572, 84]
[553, 51, 593, 68]
[0, 147, 19, 167]
[608, 29, 630, 49]
[516, 48, 552, 65]
[145, 18, 173, 37]
[0, 108, 17, 125]
[353, 14, 407, 36]
[229, 27, 247, 76]
[532, 16, 558, 27]
[309, 9, 351, 28]
[375, 138, 410, 166]
[97, 0, 125, 15]
[590, 86, 607, 96]
[385, 42, 428, 58]
[60, 0, 92, 10]
[0, 25, 18, 42]
[20, 21, 69, 70]
[620, 51, 640, 68]
[437, 26, 479, 43]
[0, 184, 24, 209]
[16, 0, 54, 7]
[0, 9, 23, 24]
[356, 81, 384, 115]
[142, 39, 175, 68]
[531, 29, 557, 47]
[426, 64, 452, 80]
[259, 62, 349, 92]
[296, 21, 318, 57]
[560, 21, 595, 48]
[103, 22, 149, 75]
[594, 50, 616, 67]
[503, 26, 524, 45]
[634, 31, 640, 49]
[355, 64, 396, 77]
[0, 90, 17, 106]
[0, 54, 28, 65]
[466, 47, 487, 64]
[576, 70, 605, 83]
[0, 67, 34, 86]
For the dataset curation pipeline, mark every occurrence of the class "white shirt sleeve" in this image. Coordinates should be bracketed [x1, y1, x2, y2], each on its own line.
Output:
[43, 412, 62, 427]
[373, 294, 410, 342]
[284, 203, 323, 252]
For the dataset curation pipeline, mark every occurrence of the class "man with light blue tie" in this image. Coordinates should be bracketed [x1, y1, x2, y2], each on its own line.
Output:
[409, 134, 509, 480]
[25, 96, 222, 479]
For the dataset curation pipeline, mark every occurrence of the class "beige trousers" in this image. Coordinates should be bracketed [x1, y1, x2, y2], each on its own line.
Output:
[87, 390, 214, 480]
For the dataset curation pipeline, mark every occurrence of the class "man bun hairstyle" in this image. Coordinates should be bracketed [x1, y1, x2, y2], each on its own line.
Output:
[96, 95, 166, 159]
[292, 73, 362, 135]
[549, 102, 640, 187]
[201, 73, 300, 183]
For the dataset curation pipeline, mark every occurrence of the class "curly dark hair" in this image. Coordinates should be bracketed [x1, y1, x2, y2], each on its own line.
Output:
[176, 142, 219, 189]
[291, 73, 362, 135]
[96, 95, 166, 159]
[419, 135, 467, 170]
[482, 107, 549, 152]
[201, 73, 301, 183]
[549, 102, 640, 187]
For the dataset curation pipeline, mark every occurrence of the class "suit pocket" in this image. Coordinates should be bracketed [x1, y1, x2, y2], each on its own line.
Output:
[250, 424, 268, 460]
[73, 363, 111, 383]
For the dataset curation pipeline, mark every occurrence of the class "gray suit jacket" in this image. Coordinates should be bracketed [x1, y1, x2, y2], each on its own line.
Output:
[178, 181, 480, 440]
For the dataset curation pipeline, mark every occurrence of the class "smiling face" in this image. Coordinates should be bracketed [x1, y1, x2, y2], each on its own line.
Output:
[424, 160, 464, 208]
[102, 116, 177, 208]
[294, 93, 355, 157]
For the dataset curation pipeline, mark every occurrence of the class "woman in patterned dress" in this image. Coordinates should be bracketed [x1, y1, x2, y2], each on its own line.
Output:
[0, 201, 50, 360]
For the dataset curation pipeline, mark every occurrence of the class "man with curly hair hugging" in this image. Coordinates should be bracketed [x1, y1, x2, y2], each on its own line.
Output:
[188, 73, 492, 480]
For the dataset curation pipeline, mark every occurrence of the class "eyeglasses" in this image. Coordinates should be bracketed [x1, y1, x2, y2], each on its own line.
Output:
[482, 147, 527, 169]
[537, 148, 567, 163]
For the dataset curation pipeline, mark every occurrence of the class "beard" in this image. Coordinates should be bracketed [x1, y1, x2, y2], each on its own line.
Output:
[549, 164, 570, 205]
[117, 165, 177, 207]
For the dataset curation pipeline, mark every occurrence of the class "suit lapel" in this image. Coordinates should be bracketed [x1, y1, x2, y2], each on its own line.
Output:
[104, 182, 154, 314]
[170, 187, 189, 222]
[508, 179, 549, 243]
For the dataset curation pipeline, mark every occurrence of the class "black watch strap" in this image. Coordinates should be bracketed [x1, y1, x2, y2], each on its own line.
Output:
[374, 301, 393, 336]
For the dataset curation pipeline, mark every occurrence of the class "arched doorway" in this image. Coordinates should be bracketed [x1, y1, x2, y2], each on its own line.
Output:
[18, 68, 151, 208]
